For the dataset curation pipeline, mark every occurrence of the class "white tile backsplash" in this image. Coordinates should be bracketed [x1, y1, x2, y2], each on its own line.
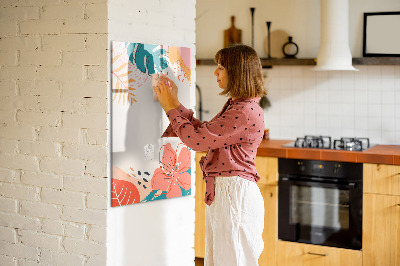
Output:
[382, 105, 395, 118]
[382, 78, 395, 91]
[382, 90, 395, 104]
[196, 65, 400, 144]
[381, 66, 395, 77]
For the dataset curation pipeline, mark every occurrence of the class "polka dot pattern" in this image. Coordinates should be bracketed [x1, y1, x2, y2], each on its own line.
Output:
[162, 97, 265, 204]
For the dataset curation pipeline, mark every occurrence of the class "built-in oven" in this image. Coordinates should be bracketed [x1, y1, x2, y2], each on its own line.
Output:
[278, 158, 363, 250]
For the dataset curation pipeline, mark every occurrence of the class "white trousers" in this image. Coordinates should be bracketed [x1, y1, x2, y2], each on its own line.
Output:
[205, 176, 264, 266]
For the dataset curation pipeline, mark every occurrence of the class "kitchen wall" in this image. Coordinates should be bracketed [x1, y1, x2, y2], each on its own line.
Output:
[196, 0, 400, 144]
[107, 1, 196, 266]
[198, 65, 400, 144]
[0, 0, 196, 266]
[0, 0, 108, 265]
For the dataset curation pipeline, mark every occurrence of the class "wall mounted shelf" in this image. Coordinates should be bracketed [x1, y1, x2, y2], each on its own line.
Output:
[196, 57, 400, 67]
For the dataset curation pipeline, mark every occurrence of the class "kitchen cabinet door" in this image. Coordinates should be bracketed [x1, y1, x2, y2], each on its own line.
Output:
[255, 156, 278, 186]
[195, 152, 207, 258]
[276, 241, 362, 266]
[363, 193, 400, 266]
[259, 185, 278, 266]
[364, 164, 400, 196]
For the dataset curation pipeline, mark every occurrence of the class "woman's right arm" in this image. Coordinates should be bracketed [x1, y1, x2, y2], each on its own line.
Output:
[161, 102, 203, 138]
[159, 76, 203, 137]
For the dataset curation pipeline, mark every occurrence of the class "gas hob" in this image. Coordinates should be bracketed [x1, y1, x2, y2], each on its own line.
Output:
[282, 135, 374, 151]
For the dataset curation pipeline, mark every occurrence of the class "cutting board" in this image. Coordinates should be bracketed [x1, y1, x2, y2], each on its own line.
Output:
[224, 16, 242, 48]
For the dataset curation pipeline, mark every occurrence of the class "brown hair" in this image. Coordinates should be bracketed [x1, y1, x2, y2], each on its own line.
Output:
[214, 44, 266, 99]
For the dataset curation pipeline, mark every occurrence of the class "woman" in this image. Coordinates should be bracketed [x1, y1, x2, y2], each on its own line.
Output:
[153, 44, 266, 266]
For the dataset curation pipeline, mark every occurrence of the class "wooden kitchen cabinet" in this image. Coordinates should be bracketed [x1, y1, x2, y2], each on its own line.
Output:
[363, 192, 400, 266]
[195, 152, 207, 258]
[255, 156, 278, 186]
[364, 164, 400, 196]
[276, 241, 362, 266]
[258, 184, 278, 266]
[256, 156, 279, 266]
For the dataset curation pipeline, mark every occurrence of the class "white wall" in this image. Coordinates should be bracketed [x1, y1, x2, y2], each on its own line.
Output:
[107, 1, 196, 266]
[196, 0, 400, 145]
[0, 0, 108, 265]
[197, 0, 400, 58]
[198, 65, 400, 144]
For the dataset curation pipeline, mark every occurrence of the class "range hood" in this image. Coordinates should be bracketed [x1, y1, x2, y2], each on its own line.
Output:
[314, 0, 358, 71]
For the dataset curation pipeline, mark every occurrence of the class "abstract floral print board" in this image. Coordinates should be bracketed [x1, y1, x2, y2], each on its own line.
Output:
[111, 41, 192, 207]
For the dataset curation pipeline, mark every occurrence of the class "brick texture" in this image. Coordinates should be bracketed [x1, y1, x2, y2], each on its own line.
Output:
[0, 0, 108, 264]
[0, 0, 197, 265]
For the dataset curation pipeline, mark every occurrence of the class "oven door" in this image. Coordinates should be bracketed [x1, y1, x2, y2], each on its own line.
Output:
[278, 176, 362, 250]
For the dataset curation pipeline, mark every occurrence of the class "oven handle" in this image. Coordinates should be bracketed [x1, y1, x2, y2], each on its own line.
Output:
[280, 177, 357, 189]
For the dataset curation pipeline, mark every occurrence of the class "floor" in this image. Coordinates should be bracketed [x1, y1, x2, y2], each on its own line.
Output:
[195, 257, 204, 266]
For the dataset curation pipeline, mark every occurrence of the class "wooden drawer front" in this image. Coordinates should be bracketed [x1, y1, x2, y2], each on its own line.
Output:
[255, 156, 278, 186]
[364, 164, 400, 196]
[277, 241, 362, 266]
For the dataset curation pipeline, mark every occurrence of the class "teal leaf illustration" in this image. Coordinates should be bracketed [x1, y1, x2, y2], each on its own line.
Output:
[126, 43, 168, 75]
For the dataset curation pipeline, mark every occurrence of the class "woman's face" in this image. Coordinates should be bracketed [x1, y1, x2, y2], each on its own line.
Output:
[214, 64, 228, 89]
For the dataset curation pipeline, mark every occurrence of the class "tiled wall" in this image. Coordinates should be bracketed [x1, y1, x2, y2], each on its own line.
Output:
[196, 65, 400, 145]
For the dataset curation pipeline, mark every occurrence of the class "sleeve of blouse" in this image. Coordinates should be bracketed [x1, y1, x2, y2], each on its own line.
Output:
[161, 103, 202, 138]
[165, 106, 248, 151]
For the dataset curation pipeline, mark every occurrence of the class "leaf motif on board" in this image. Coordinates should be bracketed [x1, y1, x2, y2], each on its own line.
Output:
[111, 179, 140, 207]
[111, 51, 137, 106]
[126, 43, 169, 75]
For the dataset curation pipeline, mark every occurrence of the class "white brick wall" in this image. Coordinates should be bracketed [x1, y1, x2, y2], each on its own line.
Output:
[0, 0, 108, 265]
[107, 0, 196, 265]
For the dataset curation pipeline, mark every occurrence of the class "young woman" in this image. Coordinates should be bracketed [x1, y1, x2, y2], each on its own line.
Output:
[153, 44, 266, 266]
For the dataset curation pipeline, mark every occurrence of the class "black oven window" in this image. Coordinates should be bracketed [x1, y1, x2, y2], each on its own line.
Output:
[290, 186, 350, 230]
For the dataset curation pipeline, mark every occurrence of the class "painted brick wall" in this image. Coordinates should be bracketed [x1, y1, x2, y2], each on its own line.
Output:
[0, 0, 108, 265]
[107, 0, 197, 265]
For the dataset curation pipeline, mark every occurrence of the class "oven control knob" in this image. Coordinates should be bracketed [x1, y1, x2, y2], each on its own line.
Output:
[334, 167, 339, 174]
[334, 164, 341, 174]
[298, 161, 305, 171]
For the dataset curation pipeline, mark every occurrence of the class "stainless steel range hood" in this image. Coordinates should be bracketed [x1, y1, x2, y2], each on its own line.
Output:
[314, 0, 358, 71]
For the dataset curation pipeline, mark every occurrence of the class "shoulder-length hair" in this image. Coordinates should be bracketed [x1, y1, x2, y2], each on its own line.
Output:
[214, 44, 266, 99]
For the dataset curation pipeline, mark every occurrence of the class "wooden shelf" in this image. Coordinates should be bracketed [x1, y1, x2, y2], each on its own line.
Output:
[196, 57, 400, 67]
[352, 57, 400, 65]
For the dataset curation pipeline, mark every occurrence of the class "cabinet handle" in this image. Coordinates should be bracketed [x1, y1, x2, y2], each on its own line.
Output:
[307, 252, 328, 256]
[397, 204, 400, 207]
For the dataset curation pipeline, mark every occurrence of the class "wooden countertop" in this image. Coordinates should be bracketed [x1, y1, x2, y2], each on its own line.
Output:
[257, 139, 400, 165]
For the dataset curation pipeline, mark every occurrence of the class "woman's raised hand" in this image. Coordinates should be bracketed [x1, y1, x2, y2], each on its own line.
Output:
[153, 75, 175, 113]
[158, 74, 180, 108]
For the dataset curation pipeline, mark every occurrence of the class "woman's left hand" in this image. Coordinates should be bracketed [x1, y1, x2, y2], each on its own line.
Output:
[153, 78, 175, 113]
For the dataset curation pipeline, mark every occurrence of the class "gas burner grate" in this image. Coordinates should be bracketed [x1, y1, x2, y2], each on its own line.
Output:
[295, 135, 332, 149]
[333, 137, 370, 151]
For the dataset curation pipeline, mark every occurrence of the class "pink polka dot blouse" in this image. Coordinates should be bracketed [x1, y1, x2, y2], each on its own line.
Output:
[162, 97, 265, 205]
